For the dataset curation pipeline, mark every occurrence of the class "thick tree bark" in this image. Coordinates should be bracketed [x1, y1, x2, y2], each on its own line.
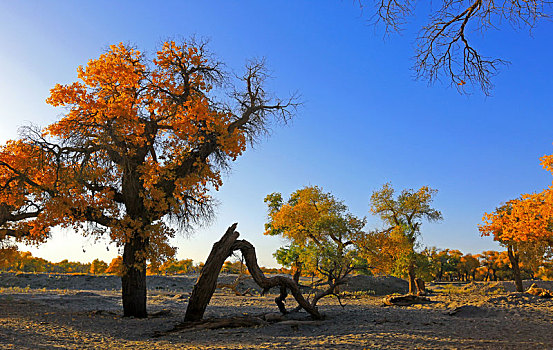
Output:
[120, 160, 151, 318]
[507, 245, 523, 293]
[122, 233, 148, 318]
[184, 223, 240, 322]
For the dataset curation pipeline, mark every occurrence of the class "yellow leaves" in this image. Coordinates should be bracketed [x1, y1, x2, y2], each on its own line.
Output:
[356, 228, 411, 275]
[540, 154, 553, 173]
[105, 256, 124, 276]
[265, 186, 364, 248]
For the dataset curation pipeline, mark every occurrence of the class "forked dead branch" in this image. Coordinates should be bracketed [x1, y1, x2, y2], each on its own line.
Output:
[184, 223, 323, 322]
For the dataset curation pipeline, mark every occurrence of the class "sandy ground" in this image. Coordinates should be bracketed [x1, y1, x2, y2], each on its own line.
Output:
[1, 273, 553, 349]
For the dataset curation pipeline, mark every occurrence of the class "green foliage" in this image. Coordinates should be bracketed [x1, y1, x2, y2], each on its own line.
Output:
[273, 244, 302, 269]
[265, 186, 365, 284]
[370, 183, 442, 244]
[160, 258, 195, 275]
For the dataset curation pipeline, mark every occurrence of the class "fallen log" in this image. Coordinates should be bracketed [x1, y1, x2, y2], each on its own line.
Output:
[153, 315, 268, 337]
[526, 283, 553, 298]
[153, 313, 324, 338]
[383, 294, 430, 306]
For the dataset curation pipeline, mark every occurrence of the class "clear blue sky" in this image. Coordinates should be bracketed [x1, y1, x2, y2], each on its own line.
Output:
[1, 1, 552, 267]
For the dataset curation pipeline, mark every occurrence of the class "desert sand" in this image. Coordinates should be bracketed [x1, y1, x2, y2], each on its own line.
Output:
[1, 272, 552, 349]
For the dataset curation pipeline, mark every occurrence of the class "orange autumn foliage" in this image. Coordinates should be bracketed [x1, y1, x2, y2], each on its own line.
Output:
[0, 40, 296, 317]
[106, 256, 124, 276]
[354, 227, 411, 275]
[479, 191, 553, 243]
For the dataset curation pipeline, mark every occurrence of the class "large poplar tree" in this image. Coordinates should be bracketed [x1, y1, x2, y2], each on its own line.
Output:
[0, 40, 296, 317]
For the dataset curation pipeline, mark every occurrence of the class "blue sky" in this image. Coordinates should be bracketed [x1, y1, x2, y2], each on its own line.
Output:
[1, 1, 552, 267]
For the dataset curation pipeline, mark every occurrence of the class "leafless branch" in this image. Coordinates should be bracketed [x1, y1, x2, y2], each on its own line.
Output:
[364, 0, 551, 94]
[229, 58, 301, 142]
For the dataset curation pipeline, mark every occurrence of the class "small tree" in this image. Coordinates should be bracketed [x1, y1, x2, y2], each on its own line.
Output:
[264, 186, 365, 306]
[478, 250, 502, 281]
[369, 183, 442, 293]
[106, 256, 123, 276]
[480, 193, 553, 291]
[90, 258, 108, 274]
[459, 254, 480, 281]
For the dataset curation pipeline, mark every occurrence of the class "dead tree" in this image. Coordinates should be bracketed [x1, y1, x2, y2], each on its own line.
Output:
[231, 239, 322, 317]
[184, 224, 240, 322]
[184, 223, 322, 322]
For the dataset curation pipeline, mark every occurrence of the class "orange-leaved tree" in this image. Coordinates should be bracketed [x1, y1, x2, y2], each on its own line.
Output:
[90, 258, 108, 274]
[479, 191, 553, 291]
[0, 40, 297, 317]
[106, 256, 124, 276]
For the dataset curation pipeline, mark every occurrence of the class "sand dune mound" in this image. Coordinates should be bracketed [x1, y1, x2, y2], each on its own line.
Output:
[341, 275, 408, 295]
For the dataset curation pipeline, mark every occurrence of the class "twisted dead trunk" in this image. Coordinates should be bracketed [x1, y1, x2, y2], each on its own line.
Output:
[184, 223, 322, 322]
[184, 224, 239, 322]
[231, 239, 321, 318]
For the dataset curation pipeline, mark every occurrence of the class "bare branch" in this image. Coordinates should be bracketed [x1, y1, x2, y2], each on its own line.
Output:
[367, 0, 551, 94]
[229, 59, 300, 141]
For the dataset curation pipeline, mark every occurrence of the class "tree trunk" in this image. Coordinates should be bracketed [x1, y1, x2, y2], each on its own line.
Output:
[414, 278, 426, 295]
[184, 224, 323, 321]
[232, 239, 322, 318]
[408, 263, 417, 294]
[292, 260, 302, 284]
[507, 245, 523, 292]
[184, 223, 239, 322]
[122, 233, 148, 318]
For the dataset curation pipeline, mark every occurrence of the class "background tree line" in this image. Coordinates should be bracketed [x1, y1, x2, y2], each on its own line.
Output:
[264, 183, 553, 298]
[0, 247, 290, 276]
